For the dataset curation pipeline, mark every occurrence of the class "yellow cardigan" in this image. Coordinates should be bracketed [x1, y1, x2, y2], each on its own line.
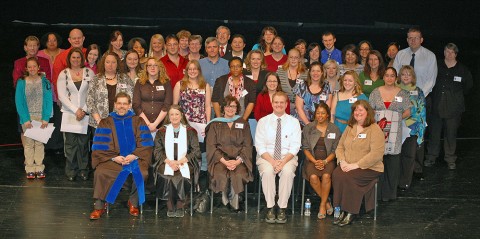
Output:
[335, 123, 385, 173]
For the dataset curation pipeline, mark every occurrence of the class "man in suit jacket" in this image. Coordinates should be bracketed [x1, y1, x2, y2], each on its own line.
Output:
[223, 34, 246, 61]
[216, 26, 232, 58]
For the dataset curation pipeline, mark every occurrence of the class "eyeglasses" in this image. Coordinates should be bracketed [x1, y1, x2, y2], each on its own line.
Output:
[225, 105, 237, 109]
[146, 64, 158, 68]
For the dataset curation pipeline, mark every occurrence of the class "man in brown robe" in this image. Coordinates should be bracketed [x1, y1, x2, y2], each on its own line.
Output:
[89, 92, 153, 220]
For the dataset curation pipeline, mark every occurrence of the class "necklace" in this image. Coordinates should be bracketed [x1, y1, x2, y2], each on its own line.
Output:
[105, 74, 116, 81]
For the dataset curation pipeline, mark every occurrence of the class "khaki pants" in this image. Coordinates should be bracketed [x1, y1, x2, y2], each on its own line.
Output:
[257, 156, 298, 208]
[21, 117, 45, 173]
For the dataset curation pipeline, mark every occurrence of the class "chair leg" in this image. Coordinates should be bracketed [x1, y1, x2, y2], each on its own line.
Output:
[140, 204, 143, 215]
[374, 182, 378, 220]
[245, 184, 248, 214]
[301, 179, 305, 215]
[291, 183, 295, 215]
[155, 197, 158, 215]
[257, 177, 262, 213]
[190, 184, 193, 216]
[210, 190, 214, 214]
[106, 203, 109, 214]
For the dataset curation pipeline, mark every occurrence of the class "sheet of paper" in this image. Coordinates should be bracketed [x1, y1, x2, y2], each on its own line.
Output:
[188, 122, 207, 142]
[179, 163, 190, 179]
[60, 112, 89, 134]
[164, 164, 174, 176]
[23, 121, 55, 144]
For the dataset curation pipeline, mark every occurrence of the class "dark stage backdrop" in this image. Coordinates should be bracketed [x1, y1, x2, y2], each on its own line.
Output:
[1, 1, 479, 144]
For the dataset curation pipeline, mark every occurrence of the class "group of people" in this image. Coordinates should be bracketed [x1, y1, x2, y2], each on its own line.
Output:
[13, 25, 472, 225]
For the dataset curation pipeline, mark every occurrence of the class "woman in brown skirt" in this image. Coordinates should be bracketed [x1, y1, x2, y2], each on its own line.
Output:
[332, 100, 385, 226]
[301, 102, 341, 219]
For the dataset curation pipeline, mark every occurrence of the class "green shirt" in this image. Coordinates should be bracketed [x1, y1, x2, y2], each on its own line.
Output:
[359, 71, 384, 98]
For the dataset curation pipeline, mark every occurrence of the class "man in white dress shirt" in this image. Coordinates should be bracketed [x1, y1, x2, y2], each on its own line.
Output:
[255, 91, 301, 223]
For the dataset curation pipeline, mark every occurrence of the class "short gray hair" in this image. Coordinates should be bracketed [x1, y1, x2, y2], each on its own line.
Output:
[445, 43, 459, 54]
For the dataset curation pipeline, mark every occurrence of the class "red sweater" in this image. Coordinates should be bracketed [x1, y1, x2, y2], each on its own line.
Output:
[254, 92, 290, 121]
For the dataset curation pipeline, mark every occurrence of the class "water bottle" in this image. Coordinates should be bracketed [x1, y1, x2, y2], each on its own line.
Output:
[304, 198, 311, 216]
[334, 206, 341, 219]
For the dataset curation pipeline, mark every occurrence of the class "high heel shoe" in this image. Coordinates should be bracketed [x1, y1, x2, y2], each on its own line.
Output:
[338, 213, 355, 227]
[333, 211, 345, 225]
[326, 201, 333, 216]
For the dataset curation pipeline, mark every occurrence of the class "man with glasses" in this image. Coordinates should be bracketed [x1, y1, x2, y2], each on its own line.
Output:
[393, 27, 437, 180]
[161, 35, 188, 88]
[394, 27, 437, 97]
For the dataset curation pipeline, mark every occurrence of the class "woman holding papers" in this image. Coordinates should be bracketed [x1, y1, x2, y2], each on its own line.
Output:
[15, 57, 53, 179]
[206, 95, 253, 212]
[57, 48, 94, 181]
[154, 105, 200, 217]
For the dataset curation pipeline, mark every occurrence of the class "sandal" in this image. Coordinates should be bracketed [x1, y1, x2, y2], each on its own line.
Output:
[326, 201, 333, 216]
[318, 212, 326, 219]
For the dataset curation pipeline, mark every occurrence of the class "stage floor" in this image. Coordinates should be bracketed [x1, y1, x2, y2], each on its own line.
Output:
[0, 139, 479, 239]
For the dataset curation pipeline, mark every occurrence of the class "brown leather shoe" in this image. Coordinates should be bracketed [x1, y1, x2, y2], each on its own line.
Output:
[128, 200, 139, 216]
[89, 208, 105, 220]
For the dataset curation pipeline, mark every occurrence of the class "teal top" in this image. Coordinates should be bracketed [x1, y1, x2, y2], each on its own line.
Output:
[15, 76, 53, 124]
[359, 71, 384, 98]
[333, 93, 368, 133]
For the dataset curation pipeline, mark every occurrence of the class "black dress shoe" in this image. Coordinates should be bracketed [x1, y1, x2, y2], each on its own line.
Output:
[414, 173, 425, 181]
[79, 173, 89, 181]
[338, 213, 355, 227]
[67, 176, 76, 181]
[333, 211, 345, 225]
[398, 185, 409, 192]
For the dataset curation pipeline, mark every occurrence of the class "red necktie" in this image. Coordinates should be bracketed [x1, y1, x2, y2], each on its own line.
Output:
[220, 46, 225, 57]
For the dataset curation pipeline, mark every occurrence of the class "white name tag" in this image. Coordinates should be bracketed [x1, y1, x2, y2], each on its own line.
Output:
[182, 69, 186, 74]
[241, 89, 249, 97]
[198, 89, 206, 94]
[119, 83, 127, 89]
[358, 133, 367, 139]
[320, 94, 327, 101]
[395, 96, 403, 102]
[349, 97, 357, 103]
[327, 133, 336, 139]
[364, 80, 373, 86]
[410, 90, 418, 96]
[278, 65, 282, 69]
[173, 138, 179, 143]
[156, 86, 164, 91]
[246, 75, 253, 79]
[235, 123, 244, 129]
[454, 76, 462, 82]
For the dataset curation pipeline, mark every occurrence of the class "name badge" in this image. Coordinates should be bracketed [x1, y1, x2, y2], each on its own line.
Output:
[410, 90, 418, 96]
[198, 89, 206, 95]
[173, 138, 179, 143]
[296, 78, 303, 84]
[320, 94, 327, 101]
[349, 97, 357, 103]
[327, 133, 336, 139]
[454, 76, 462, 82]
[241, 89, 249, 97]
[364, 80, 373, 86]
[156, 86, 165, 91]
[182, 69, 186, 74]
[278, 65, 282, 69]
[395, 96, 403, 102]
[235, 123, 244, 129]
[119, 83, 127, 89]
[246, 75, 253, 79]
[358, 133, 367, 139]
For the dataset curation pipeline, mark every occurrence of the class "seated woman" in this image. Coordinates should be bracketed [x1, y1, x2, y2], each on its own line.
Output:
[206, 95, 253, 211]
[302, 103, 340, 219]
[333, 100, 385, 226]
[154, 105, 200, 218]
